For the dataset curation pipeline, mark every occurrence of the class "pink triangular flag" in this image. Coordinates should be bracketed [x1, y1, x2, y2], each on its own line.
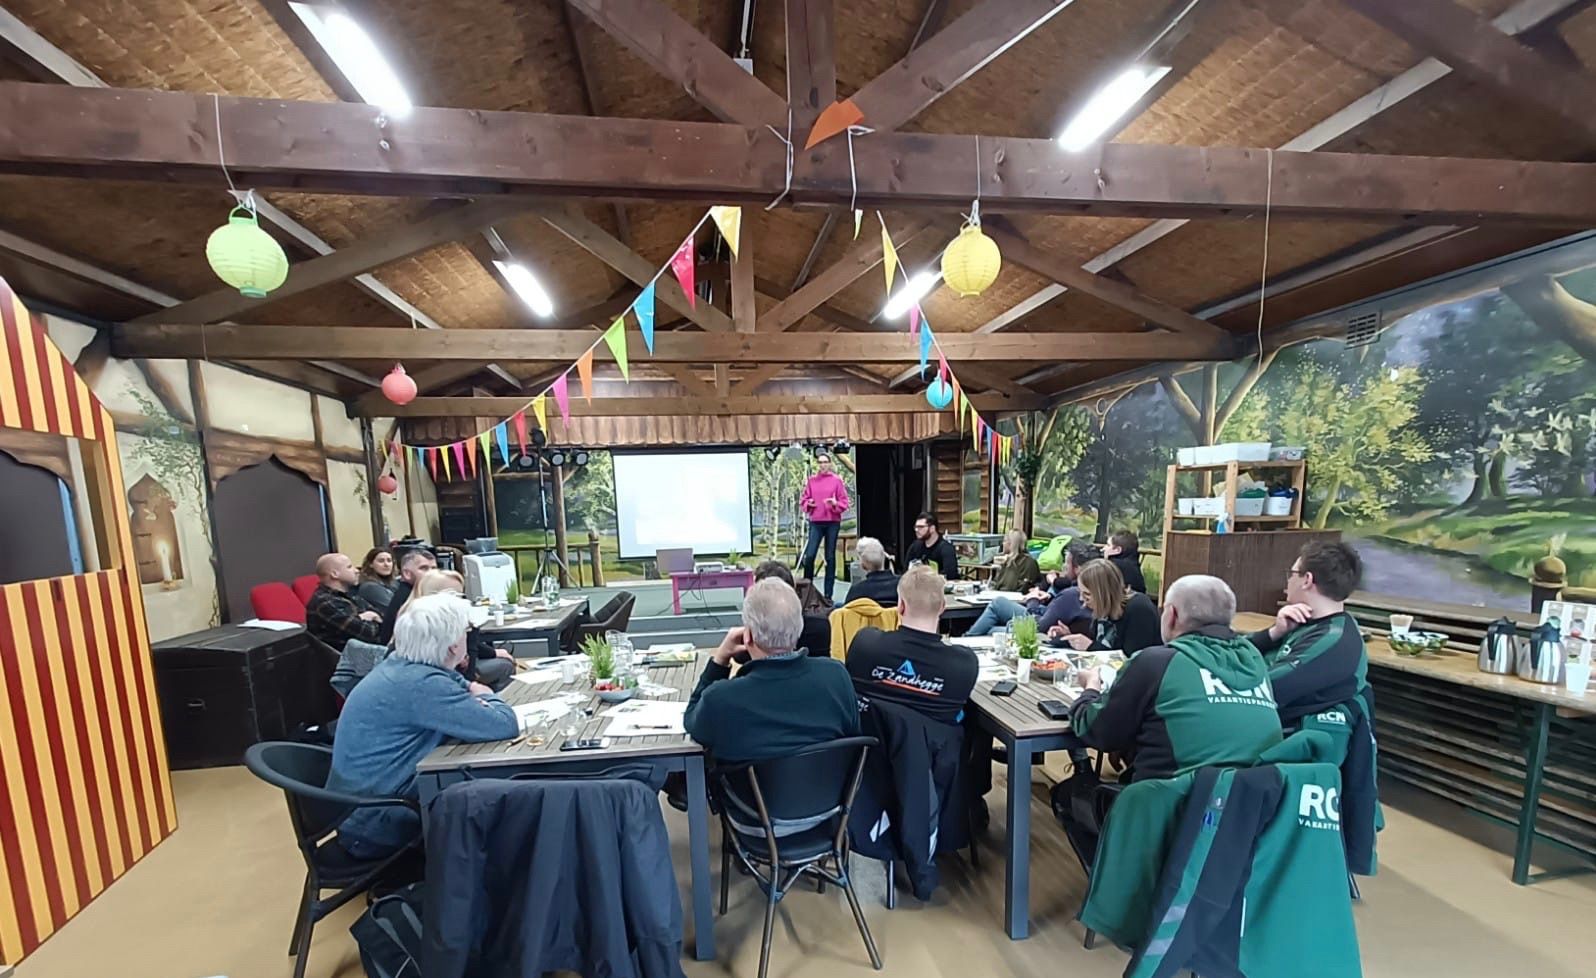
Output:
[908, 305, 921, 335]
[512, 410, 528, 454]
[553, 371, 571, 423]
[670, 237, 696, 309]
[452, 442, 466, 477]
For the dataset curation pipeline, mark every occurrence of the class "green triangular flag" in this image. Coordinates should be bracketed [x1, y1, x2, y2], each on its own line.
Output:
[603, 317, 630, 381]
[477, 429, 492, 469]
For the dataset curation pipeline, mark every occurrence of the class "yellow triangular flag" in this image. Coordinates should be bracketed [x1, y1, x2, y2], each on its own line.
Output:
[531, 393, 548, 434]
[881, 220, 899, 295]
[441, 442, 453, 480]
[710, 206, 741, 257]
[603, 318, 630, 381]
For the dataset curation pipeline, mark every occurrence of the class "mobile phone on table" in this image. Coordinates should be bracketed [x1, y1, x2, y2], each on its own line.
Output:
[1037, 699, 1070, 721]
[990, 680, 1017, 697]
[559, 737, 611, 751]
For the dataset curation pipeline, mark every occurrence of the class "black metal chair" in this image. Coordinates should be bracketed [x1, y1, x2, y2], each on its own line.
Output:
[565, 591, 637, 650]
[243, 741, 420, 978]
[710, 736, 883, 978]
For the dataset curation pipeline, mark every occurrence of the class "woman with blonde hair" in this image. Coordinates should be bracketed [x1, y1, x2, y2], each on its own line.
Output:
[401, 568, 517, 690]
[989, 529, 1040, 593]
[1049, 558, 1160, 655]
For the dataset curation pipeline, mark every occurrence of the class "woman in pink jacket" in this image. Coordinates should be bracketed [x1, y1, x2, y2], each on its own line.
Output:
[798, 451, 851, 601]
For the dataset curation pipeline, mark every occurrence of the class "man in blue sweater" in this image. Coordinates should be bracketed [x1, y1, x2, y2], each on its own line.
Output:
[328, 593, 519, 858]
[686, 579, 859, 763]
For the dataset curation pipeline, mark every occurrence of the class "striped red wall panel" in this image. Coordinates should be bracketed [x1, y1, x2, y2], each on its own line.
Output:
[0, 277, 176, 965]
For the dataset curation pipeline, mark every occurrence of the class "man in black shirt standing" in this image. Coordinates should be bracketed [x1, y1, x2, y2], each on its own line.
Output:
[846, 565, 978, 725]
[905, 512, 959, 580]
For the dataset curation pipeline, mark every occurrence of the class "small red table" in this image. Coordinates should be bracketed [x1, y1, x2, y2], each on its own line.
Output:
[669, 568, 756, 614]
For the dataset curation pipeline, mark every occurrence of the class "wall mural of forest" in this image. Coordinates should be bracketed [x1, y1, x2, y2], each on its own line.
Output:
[1006, 238, 1596, 609]
[492, 447, 857, 582]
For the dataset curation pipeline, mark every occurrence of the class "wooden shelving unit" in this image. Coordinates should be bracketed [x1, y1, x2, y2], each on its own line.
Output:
[1161, 459, 1307, 536]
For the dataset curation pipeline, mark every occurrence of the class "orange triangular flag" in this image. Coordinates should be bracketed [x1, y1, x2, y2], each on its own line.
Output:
[576, 349, 594, 402]
[804, 97, 864, 150]
[465, 436, 478, 476]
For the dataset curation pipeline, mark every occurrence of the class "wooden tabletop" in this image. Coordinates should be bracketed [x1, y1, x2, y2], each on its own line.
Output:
[476, 596, 588, 636]
[968, 669, 1078, 739]
[1232, 612, 1596, 714]
[416, 653, 705, 774]
[1344, 591, 1538, 628]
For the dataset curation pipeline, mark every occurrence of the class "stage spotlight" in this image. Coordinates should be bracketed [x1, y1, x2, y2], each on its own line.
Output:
[573, 450, 590, 467]
[531, 428, 548, 449]
[765, 445, 780, 460]
[832, 440, 851, 456]
[547, 449, 567, 467]
[514, 453, 537, 470]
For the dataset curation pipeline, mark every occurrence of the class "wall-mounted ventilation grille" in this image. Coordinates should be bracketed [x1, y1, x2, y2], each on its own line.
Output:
[1343, 310, 1382, 349]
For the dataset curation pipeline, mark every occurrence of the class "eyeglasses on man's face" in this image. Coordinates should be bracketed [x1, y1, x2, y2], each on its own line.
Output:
[1287, 567, 1307, 579]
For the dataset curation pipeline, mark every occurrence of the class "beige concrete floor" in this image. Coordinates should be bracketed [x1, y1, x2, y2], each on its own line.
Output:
[12, 765, 1596, 978]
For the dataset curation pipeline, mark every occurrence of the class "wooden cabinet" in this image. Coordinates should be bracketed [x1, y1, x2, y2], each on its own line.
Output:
[1163, 529, 1341, 614]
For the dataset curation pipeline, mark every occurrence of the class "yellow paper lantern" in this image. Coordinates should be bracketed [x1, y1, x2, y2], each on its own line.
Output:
[940, 221, 1002, 297]
[206, 206, 288, 298]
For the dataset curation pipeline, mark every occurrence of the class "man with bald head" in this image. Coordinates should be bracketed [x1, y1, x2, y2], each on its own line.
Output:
[305, 552, 383, 651]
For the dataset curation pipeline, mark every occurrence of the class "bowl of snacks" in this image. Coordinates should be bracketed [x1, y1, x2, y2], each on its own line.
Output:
[1388, 630, 1447, 657]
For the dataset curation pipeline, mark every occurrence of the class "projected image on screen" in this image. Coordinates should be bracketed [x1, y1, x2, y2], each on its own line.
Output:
[612, 451, 753, 560]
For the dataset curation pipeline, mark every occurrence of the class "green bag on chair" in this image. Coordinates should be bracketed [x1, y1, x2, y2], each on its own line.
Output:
[1036, 534, 1072, 572]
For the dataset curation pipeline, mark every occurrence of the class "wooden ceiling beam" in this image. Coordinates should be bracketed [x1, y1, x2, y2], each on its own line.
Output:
[762, 221, 929, 333]
[785, 0, 836, 131]
[365, 392, 1041, 418]
[12, 84, 1596, 224]
[135, 198, 537, 325]
[559, 1, 632, 244]
[567, 0, 787, 126]
[0, 7, 102, 87]
[842, 0, 1076, 132]
[732, 227, 757, 334]
[986, 224, 1226, 339]
[1337, 0, 1596, 145]
[536, 205, 735, 332]
[114, 323, 1235, 362]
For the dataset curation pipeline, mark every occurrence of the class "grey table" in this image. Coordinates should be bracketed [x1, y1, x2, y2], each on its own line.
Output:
[966, 673, 1080, 940]
[477, 596, 590, 657]
[415, 654, 715, 961]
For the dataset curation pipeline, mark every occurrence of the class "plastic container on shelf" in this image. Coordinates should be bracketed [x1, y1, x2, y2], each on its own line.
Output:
[1264, 495, 1294, 516]
[1190, 497, 1226, 518]
[1269, 445, 1306, 461]
[1235, 496, 1266, 517]
[1177, 447, 1199, 466]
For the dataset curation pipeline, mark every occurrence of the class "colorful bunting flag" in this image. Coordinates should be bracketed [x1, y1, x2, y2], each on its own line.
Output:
[553, 372, 571, 423]
[804, 97, 864, 150]
[670, 237, 696, 309]
[576, 350, 594, 401]
[634, 281, 656, 353]
[530, 394, 547, 436]
[476, 430, 491, 472]
[465, 436, 478, 476]
[937, 352, 949, 386]
[451, 442, 466, 478]
[881, 222, 899, 296]
[603, 318, 629, 381]
[710, 206, 741, 257]
[427, 446, 438, 481]
[512, 410, 528, 455]
[908, 305, 920, 336]
[494, 422, 510, 466]
[918, 324, 933, 378]
[440, 443, 452, 480]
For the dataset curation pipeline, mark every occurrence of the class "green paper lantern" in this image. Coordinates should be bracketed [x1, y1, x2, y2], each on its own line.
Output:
[206, 206, 288, 298]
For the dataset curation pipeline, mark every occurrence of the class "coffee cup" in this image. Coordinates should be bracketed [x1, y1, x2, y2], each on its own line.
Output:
[1566, 662, 1592, 696]
[1389, 614, 1414, 637]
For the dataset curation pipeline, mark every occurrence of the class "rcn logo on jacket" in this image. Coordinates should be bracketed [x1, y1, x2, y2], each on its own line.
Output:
[1198, 668, 1277, 707]
[869, 659, 948, 697]
[1298, 784, 1341, 832]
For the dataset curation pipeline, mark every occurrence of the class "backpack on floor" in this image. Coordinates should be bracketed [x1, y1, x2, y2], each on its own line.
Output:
[351, 882, 425, 978]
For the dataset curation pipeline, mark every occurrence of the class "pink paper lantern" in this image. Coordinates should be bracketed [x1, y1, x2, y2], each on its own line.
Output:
[382, 363, 418, 406]
[377, 473, 399, 495]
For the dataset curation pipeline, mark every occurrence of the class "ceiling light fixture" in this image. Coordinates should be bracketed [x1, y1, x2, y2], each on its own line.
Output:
[291, 3, 413, 118]
[1056, 65, 1170, 152]
[493, 260, 556, 318]
[882, 270, 940, 319]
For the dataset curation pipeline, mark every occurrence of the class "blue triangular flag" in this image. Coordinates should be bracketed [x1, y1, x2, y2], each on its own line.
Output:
[494, 422, 511, 464]
[634, 281, 657, 354]
[919, 322, 933, 378]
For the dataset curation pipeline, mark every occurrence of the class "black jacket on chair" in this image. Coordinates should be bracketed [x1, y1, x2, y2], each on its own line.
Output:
[422, 778, 687, 978]
[848, 695, 970, 900]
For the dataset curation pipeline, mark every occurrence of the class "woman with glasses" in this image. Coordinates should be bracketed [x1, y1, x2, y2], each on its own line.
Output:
[1048, 558, 1160, 655]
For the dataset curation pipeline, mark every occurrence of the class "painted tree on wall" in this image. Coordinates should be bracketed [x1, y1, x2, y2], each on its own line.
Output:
[1074, 387, 1185, 541]
[123, 386, 218, 624]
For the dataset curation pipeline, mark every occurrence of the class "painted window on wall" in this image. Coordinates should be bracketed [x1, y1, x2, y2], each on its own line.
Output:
[0, 427, 121, 585]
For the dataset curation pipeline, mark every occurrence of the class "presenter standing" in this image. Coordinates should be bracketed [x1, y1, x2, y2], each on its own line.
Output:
[799, 452, 850, 601]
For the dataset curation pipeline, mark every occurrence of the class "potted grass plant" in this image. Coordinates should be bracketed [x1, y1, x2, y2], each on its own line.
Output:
[1012, 614, 1040, 683]
[583, 633, 635, 702]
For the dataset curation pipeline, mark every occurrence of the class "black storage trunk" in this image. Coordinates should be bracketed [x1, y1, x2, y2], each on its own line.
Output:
[151, 625, 339, 769]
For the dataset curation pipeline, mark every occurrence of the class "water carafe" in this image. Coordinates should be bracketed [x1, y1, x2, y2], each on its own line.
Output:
[1478, 617, 1520, 675]
[1516, 622, 1565, 685]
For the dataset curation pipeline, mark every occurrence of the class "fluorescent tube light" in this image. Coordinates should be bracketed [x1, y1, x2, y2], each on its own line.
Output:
[1056, 65, 1170, 152]
[291, 3, 413, 118]
[882, 270, 940, 319]
[494, 260, 555, 318]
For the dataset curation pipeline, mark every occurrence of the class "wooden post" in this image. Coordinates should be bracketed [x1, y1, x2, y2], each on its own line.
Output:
[185, 361, 231, 623]
[359, 418, 385, 545]
[549, 460, 570, 587]
[482, 453, 500, 537]
[589, 530, 606, 588]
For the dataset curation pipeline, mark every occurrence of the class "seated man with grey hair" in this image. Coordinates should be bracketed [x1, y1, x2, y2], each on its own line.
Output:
[327, 592, 519, 859]
[1057, 575, 1283, 859]
[843, 536, 900, 606]
[685, 578, 860, 763]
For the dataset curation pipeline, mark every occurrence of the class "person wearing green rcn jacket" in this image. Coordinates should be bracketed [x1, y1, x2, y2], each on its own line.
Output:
[1246, 540, 1368, 725]
[1063, 575, 1283, 860]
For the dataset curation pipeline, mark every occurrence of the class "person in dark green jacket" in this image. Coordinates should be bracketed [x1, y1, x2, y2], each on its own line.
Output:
[1061, 575, 1283, 861]
[989, 530, 1041, 592]
[1247, 540, 1368, 727]
[685, 579, 860, 763]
